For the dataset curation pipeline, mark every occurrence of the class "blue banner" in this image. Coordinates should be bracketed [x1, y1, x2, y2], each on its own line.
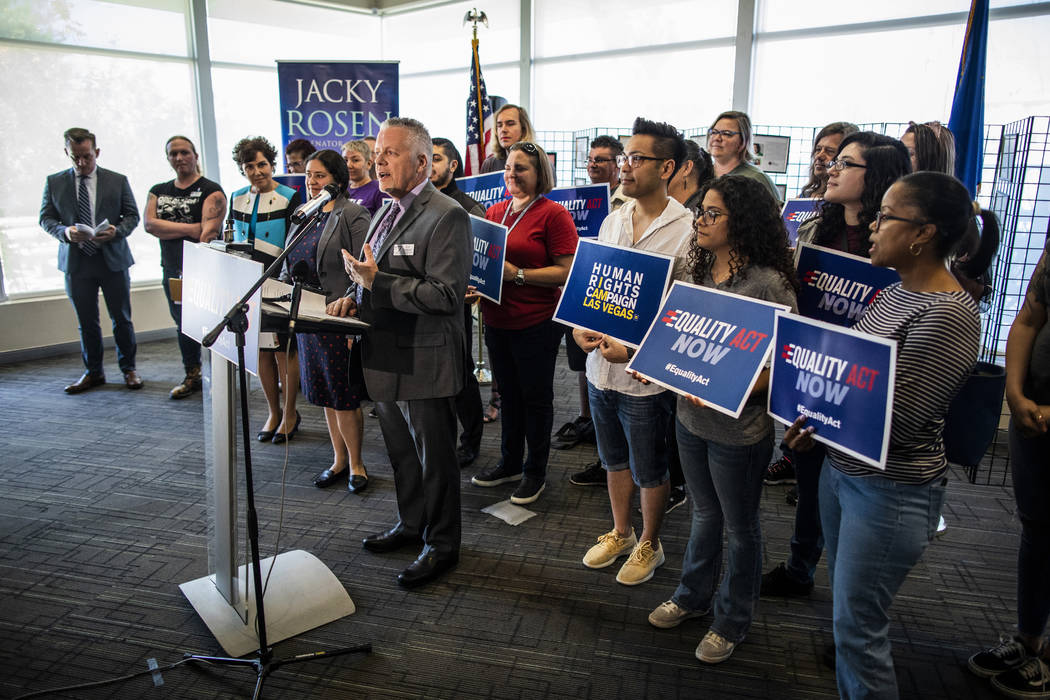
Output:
[796, 243, 900, 327]
[626, 281, 788, 417]
[455, 171, 508, 213]
[553, 239, 674, 348]
[781, 198, 820, 247]
[468, 215, 507, 304]
[545, 184, 610, 238]
[768, 314, 897, 469]
[277, 61, 399, 167]
[273, 173, 306, 202]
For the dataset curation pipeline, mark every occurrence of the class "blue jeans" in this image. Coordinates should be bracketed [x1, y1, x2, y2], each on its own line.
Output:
[588, 384, 672, 488]
[673, 420, 772, 643]
[1009, 419, 1050, 638]
[820, 464, 945, 700]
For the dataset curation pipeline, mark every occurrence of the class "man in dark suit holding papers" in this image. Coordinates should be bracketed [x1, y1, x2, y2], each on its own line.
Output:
[328, 118, 472, 589]
[40, 127, 142, 393]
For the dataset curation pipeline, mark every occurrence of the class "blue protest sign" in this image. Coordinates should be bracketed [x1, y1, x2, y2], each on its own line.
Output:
[781, 198, 820, 246]
[553, 239, 673, 348]
[545, 183, 610, 238]
[796, 242, 900, 327]
[455, 172, 508, 212]
[273, 173, 306, 203]
[277, 61, 399, 167]
[626, 281, 788, 417]
[469, 215, 508, 304]
[768, 313, 897, 469]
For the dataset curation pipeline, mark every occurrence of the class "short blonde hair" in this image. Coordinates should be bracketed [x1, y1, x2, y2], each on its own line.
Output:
[342, 139, 372, 162]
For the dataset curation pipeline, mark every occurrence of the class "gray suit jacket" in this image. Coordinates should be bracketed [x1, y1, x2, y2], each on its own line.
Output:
[358, 181, 472, 402]
[39, 167, 139, 275]
[283, 196, 371, 304]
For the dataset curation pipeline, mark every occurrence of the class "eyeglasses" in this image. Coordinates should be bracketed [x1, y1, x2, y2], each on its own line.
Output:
[615, 154, 665, 168]
[696, 209, 727, 226]
[707, 128, 741, 139]
[516, 142, 539, 155]
[826, 159, 867, 172]
[586, 157, 616, 165]
[874, 212, 926, 230]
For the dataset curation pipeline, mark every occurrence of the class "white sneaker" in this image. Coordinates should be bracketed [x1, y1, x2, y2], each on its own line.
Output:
[696, 629, 737, 664]
[582, 528, 637, 569]
[616, 539, 665, 586]
[648, 599, 705, 629]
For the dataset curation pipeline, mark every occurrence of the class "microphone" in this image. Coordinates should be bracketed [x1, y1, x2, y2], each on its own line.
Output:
[291, 183, 340, 225]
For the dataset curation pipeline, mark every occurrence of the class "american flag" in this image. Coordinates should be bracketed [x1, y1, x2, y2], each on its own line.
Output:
[464, 38, 494, 176]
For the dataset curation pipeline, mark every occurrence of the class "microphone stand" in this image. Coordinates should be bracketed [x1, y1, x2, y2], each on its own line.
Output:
[186, 204, 370, 699]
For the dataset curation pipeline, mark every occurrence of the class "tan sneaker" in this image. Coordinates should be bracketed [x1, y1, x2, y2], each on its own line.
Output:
[582, 528, 637, 569]
[616, 539, 665, 586]
[648, 599, 705, 629]
[170, 365, 202, 400]
[696, 629, 737, 664]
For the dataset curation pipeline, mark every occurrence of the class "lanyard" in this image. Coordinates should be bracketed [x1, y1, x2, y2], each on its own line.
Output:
[500, 196, 540, 236]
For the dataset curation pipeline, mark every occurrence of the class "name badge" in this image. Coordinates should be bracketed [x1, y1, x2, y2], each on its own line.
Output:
[393, 244, 414, 256]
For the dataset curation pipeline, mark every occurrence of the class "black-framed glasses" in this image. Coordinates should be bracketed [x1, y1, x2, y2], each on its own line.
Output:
[827, 159, 867, 172]
[615, 153, 664, 168]
[696, 209, 727, 226]
[707, 128, 741, 139]
[874, 212, 926, 230]
[586, 157, 615, 165]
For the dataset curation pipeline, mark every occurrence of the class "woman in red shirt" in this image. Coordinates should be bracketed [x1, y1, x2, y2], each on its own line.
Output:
[469, 142, 578, 505]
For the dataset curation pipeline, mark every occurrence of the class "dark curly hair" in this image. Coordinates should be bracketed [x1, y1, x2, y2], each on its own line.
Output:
[687, 175, 799, 294]
[232, 136, 277, 172]
[813, 131, 910, 256]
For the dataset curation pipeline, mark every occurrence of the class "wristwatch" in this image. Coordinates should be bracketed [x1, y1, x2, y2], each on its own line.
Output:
[514, 267, 526, 286]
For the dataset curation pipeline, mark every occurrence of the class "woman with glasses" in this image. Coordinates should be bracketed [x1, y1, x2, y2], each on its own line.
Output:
[784, 171, 1000, 698]
[762, 132, 910, 600]
[284, 150, 373, 494]
[470, 141, 578, 505]
[646, 175, 797, 665]
[229, 136, 303, 444]
[706, 110, 780, 203]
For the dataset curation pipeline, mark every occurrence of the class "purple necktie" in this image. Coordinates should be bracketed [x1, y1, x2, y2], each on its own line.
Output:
[356, 204, 398, 304]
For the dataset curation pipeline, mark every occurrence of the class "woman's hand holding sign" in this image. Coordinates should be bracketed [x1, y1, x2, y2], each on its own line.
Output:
[783, 415, 817, 451]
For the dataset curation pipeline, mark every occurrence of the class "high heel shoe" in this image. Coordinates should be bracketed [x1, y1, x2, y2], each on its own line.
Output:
[272, 411, 302, 444]
[257, 413, 283, 442]
[314, 466, 348, 488]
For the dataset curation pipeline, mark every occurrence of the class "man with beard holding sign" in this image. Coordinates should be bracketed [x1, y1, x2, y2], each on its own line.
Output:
[328, 118, 472, 589]
[572, 118, 693, 586]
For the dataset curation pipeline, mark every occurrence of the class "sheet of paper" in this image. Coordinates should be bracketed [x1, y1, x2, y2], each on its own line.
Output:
[75, 218, 110, 238]
[481, 500, 537, 526]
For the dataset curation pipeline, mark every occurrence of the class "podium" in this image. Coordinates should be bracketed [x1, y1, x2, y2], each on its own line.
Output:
[176, 243, 367, 657]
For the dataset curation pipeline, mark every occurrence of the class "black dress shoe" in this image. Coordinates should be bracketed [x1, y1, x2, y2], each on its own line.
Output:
[313, 467, 348, 488]
[348, 473, 369, 494]
[457, 445, 478, 468]
[65, 372, 105, 394]
[397, 546, 458, 589]
[272, 411, 302, 444]
[362, 525, 422, 553]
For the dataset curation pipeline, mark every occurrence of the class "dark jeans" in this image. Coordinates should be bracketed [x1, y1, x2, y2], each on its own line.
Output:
[64, 259, 136, 374]
[786, 443, 826, 584]
[484, 318, 563, 480]
[162, 266, 201, 371]
[666, 401, 684, 488]
[1009, 419, 1050, 638]
[455, 303, 483, 453]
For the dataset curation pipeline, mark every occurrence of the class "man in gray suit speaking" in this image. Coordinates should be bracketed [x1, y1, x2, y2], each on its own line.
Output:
[328, 117, 472, 588]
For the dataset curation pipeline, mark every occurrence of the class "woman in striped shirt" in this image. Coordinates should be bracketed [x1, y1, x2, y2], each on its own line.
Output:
[784, 171, 1001, 699]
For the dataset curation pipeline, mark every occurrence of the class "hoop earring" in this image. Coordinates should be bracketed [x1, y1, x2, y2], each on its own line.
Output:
[909, 242, 923, 257]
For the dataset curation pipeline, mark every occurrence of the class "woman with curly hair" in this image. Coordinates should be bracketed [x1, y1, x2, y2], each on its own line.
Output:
[762, 133, 911, 599]
[646, 175, 797, 664]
